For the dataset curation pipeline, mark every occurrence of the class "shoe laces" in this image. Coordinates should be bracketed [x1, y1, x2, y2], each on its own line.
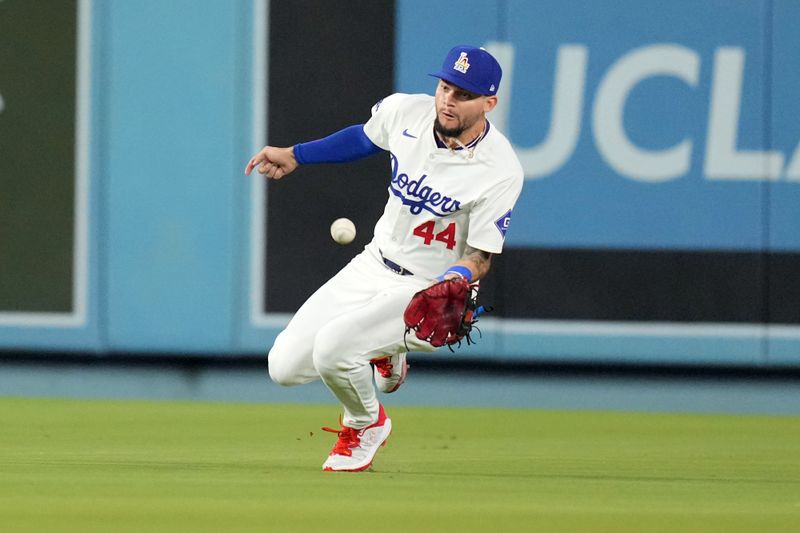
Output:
[322, 422, 360, 457]
[371, 357, 394, 379]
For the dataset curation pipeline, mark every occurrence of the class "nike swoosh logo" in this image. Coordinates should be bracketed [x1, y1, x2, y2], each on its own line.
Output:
[402, 129, 417, 139]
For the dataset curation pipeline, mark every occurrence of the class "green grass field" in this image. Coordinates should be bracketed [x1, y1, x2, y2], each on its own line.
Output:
[1, 397, 799, 532]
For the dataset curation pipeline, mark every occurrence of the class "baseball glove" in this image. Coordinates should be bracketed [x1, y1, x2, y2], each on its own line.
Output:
[403, 278, 481, 348]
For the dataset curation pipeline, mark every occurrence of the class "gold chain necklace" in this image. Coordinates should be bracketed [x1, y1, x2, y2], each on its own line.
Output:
[441, 124, 486, 159]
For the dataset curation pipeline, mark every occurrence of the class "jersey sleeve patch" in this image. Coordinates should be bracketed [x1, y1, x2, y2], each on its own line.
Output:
[495, 210, 512, 238]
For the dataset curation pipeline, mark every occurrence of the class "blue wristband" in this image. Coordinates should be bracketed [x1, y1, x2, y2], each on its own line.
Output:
[436, 265, 473, 283]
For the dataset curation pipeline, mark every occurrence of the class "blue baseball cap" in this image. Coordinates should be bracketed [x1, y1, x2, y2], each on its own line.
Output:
[429, 45, 502, 96]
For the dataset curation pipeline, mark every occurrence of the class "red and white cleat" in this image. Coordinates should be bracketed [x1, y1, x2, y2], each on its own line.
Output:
[321, 404, 392, 472]
[371, 353, 408, 394]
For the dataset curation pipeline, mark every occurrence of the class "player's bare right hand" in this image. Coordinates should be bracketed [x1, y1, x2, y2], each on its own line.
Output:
[244, 146, 298, 179]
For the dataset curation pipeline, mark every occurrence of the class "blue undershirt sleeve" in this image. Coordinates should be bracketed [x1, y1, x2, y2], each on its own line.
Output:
[293, 124, 383, 164]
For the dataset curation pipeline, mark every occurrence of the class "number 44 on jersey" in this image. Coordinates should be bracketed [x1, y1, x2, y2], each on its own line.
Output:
[413, 221, 456, 250]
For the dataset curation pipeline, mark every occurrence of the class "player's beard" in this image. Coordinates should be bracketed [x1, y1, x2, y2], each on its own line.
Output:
[434, 113, 480, 141]
[434, 116, 467, 139]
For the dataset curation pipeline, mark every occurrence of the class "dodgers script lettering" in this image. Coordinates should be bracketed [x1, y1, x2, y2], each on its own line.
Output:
[388, 153, 462, 216]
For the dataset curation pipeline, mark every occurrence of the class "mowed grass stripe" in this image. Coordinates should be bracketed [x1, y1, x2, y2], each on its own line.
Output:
[1, 397, 798, 533]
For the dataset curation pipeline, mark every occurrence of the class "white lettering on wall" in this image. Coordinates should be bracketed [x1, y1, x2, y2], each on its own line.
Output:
[785, 143, 800, 181]
[593, 44, 698, 182]
[705, 48, 784, 181]
[487, 42, 587, 180]
[490, 41, 798, 183]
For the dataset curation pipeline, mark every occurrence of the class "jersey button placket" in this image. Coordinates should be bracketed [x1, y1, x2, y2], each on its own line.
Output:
[424, 153, 436, 171]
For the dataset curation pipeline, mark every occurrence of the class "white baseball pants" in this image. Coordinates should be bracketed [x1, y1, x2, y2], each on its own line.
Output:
[267, 245, 435, 428]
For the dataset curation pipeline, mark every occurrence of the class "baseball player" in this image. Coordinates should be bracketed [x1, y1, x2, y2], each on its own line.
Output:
[245, 45, 523, 472]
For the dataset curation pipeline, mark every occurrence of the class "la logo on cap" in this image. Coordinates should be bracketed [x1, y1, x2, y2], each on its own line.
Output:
[453, 52, 470, 73]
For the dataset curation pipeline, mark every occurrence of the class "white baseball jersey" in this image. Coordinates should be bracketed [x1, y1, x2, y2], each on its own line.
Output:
[362, 93, 524, 280]
[268, 92, 524, 431]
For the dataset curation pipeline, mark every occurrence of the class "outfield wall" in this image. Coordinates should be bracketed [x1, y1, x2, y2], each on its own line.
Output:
[0, 0, 798, 367]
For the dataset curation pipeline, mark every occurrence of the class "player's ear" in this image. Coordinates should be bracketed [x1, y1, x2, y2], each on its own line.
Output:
[483, 96, 498, 113]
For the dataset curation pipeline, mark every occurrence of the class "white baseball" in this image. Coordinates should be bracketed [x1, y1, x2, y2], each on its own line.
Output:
[330, 217, 356, 245]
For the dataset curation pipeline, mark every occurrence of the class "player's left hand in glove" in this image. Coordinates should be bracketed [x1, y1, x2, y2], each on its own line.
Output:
[403, 277, 480, 348]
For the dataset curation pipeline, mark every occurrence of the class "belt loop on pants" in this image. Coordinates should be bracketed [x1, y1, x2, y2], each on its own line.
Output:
[379, 250, 414, 276]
